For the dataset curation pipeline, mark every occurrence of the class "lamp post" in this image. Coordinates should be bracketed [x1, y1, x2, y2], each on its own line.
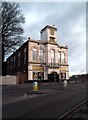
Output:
[40, 64, 42, 84]
[59, 50, 62, 89]
[39, 41, 43, 84]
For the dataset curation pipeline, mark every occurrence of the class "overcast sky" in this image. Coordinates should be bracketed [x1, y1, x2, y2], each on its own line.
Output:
[18, 2, 86, 76]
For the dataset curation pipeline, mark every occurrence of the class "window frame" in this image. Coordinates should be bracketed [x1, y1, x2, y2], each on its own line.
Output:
[32, 48, 38, 61]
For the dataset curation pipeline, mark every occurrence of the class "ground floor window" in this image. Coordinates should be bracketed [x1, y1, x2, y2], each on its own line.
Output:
[38, 72, 44, 80]
[33, 72, 44, 80]
[33, 72, 38, 80]
[61, 73, 66, 79]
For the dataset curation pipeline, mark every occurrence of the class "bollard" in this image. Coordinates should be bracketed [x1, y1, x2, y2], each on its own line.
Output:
[64, 80, 67, 87]
[33, 82, 38, 91]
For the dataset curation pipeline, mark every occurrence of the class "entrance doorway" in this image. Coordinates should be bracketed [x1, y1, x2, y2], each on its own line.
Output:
[48, 72, 59, 82]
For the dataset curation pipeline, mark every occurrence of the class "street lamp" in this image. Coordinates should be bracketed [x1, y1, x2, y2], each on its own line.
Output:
[59, 50, 62, 89]
[40, 64, 43, 84]
[39, 41, 43, 84]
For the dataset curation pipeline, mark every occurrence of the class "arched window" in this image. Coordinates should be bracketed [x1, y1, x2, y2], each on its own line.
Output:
[51, 49, 55, 63]
[61, 52, 65, 64]
[39, 49, 44, 63]
[58, 52, 60, 63]
[33, 48, 38, 61]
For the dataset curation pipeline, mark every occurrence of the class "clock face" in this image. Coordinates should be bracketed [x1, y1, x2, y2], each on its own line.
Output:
[50, 29, 54, 35]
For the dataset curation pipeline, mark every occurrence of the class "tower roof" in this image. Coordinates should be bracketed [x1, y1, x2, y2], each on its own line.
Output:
[40, 25, 57, 33]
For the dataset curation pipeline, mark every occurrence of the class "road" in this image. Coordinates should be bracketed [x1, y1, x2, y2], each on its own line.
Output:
[2, 82, 87, 119]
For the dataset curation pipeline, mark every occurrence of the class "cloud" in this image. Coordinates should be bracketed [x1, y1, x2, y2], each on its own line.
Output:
[19, 2, 86, 75]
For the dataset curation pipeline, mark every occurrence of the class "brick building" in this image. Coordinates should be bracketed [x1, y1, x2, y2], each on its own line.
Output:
[6, 25, 69, 83]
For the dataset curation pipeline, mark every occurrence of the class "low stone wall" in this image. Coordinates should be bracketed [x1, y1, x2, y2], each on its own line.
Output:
[0, 73, 28, 85]
[0, 75, 18, 85]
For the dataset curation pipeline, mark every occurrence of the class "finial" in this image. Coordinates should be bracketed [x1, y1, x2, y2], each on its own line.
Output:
[28, 37, 30, 39]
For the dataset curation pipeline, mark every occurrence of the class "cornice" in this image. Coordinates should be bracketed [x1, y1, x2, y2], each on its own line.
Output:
[40, 25, 57, 33]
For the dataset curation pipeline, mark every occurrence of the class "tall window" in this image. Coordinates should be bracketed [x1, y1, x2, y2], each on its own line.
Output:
[61, 52, 65, 64]
[51, 49, 55, 63]
[33, 48, 38, 61]
[11, 57, 13, 70]
[14, 56, 16, 68]
[39, 49, 44, 63]
[24, 48, 26, 64]
[7, 61, 9, 71]
[18, 52, 20, 67]
[58, 52, 60, 63]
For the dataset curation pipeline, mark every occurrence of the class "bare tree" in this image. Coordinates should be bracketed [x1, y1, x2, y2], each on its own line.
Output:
[1, 2, 25, 61]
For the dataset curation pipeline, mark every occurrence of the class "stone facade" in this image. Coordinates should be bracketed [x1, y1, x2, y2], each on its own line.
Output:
[6, 25, 69, 83]
[28, 25, 69, 81]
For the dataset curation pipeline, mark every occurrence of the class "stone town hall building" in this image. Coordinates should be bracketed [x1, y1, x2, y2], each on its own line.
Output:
[6, 25, 69, 83]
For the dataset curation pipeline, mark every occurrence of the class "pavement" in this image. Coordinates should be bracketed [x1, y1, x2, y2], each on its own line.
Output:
[71, 102, 88, 119]
[59, 99, 88, 120]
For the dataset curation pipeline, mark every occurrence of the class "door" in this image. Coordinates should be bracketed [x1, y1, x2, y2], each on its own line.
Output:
[48, 72, 59, 82]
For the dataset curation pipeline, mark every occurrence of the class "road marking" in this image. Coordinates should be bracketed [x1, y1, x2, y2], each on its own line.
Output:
[2, 94, 37, 105]
[2, 90, 58, 105]
[2, 90, 55, 105]
[58, 99, 88, 120]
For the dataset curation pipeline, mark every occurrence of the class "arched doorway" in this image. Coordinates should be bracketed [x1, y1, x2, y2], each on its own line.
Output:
[48, 72, 59, 82]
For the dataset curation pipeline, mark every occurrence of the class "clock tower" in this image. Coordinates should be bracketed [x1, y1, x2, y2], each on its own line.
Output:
[40, 25, 57, 43]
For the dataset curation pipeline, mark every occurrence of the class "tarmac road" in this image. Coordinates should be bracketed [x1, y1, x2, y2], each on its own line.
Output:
[2, 82, 87, 119]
